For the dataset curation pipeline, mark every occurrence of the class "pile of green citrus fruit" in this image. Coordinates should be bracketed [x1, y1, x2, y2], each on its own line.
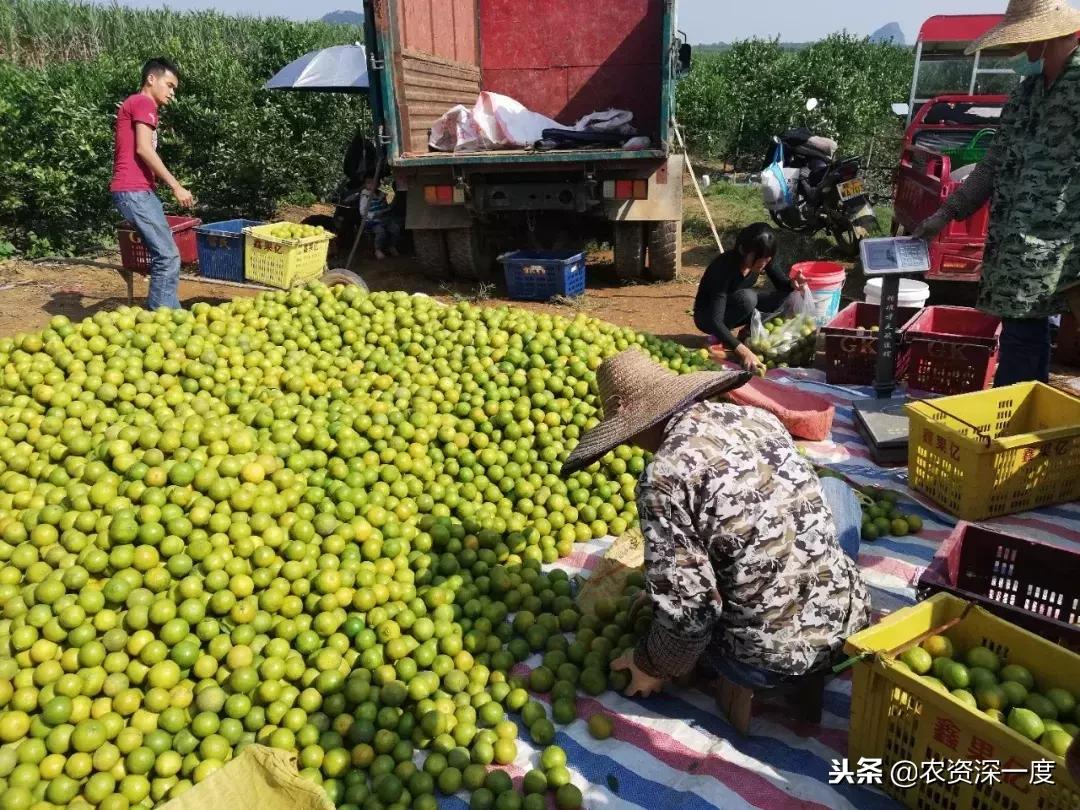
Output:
[899, 635, 1079, 757]
[857, 488, 923, 541]
[263, 223, 329, 242]
[747, 314, 817, 370]
[0, 286, 690, 809]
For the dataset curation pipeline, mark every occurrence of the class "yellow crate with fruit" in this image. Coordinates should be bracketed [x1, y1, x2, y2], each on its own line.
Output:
[844, 592, 1079, 810]
[243, 222, 332, 289]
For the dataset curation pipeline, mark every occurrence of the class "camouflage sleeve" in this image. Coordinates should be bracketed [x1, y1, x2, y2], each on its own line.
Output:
[633, 475, 721, 680]
[940, 155, 995, 222]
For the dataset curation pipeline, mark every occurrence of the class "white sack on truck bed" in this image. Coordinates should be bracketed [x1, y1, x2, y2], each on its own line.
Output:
[430, 92, 561, 151]
[429, 91, 635, 152]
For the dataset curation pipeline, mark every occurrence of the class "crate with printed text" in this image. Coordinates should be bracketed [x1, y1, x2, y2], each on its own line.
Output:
[906, 382, 1080, 521]
[243, 222, 331, 289]
[845, 592, 1080, 810]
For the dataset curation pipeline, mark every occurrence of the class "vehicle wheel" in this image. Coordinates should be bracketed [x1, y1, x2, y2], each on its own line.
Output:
[320, 268, 369, 292]
[446, 228, 496, 281]
[613, 222, 646, 281]
[413, 229, 450, 279]
[831, 222, 861, 257]
[646, 220, 681, 281]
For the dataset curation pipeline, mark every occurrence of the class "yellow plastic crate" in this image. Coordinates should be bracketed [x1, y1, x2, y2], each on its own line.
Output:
[243, 223, 331, 289]
[844, 593, 1080, 810]
[905, 382, 1080, 521]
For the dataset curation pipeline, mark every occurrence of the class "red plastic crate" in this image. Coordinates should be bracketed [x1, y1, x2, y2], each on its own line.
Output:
[900, 305, 1001, 395]
[820, 302, 922, 385]
[118, 215, 201, 273]
[917, 522, 1080, 652]
[1055, 313, 1080, 368]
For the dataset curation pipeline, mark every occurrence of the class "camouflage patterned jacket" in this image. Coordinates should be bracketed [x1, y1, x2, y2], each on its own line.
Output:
[940, 51, 1080, 319]
[632, 401, 871, 681]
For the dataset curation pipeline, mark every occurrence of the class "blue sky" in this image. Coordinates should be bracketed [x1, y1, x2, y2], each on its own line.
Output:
[96, 0, 998, 43]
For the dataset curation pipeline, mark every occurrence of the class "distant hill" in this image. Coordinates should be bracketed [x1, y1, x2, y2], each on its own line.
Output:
[321, 10, 364, 26]
[870, 23, 905, 45]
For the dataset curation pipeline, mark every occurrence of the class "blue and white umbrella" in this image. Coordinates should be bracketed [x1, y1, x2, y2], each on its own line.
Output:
[264, 43, 369, 94]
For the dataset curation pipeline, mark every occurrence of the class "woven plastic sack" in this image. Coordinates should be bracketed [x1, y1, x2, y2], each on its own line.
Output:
[159, 745, 334, 810]
[575, 529, 644, 618]
[726, 377, 835, 441]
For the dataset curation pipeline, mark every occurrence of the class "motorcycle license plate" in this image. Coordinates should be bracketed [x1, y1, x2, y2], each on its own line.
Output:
[839, 179, 865, 201]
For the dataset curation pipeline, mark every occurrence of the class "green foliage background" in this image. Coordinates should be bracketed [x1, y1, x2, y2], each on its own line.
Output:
[0, 0, 368, 256]
[676, 36, 915, 179]
[1, 2, 917, 258]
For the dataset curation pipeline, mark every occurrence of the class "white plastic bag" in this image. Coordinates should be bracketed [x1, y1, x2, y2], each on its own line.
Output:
[761, 166, 800, 211]
[747, 291, 819, 369]
[785, 286, 816, 319]
[749, 310, 767, 347]
[429, 105, 482, 152]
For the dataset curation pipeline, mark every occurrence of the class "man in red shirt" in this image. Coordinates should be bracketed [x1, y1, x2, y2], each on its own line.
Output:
[111, 58, 194, 310]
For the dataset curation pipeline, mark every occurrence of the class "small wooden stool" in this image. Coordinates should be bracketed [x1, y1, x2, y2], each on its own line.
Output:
[708, 671, 828, 736]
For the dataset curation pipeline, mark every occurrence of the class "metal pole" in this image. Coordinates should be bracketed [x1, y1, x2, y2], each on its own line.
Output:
[344, 150, 384, 270]
[969, 49, 981, 95]
[673, 120, 723, 257]
[874, 274, 902, 398]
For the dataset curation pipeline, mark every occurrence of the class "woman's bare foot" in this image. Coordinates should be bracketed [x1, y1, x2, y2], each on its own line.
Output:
[374, 250, 387, 260]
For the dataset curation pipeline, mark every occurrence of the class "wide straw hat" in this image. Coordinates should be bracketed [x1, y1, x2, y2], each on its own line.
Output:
[560, 349, 749, 476]
[966, 0, 1080, 54]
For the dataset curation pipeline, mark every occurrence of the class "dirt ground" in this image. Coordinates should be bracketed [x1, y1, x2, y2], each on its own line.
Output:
[1, 185, 1077, 390]
[0, 246, 714, 345]
[0, 192, 735, 343]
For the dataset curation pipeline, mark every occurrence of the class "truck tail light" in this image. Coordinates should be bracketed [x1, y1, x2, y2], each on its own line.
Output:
[424, 185, 465, 205]
[602, 180, 649, 200]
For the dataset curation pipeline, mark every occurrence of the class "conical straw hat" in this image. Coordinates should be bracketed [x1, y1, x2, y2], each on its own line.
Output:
[560, 349, 749, 476]
[966, 0, 1080, 54]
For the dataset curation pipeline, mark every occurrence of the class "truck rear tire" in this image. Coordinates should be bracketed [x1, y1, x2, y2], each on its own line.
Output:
[647, 220, 681, 281]
[413, 229, 450, 279]
[614, 223, 646, 280]
[446, 228, 496, 281]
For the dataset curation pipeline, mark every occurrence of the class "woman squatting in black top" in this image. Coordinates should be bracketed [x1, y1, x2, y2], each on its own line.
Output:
[693, 223, 806, 373]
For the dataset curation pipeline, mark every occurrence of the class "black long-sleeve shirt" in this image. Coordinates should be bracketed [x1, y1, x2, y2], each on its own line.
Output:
[693, 252, 793, 350]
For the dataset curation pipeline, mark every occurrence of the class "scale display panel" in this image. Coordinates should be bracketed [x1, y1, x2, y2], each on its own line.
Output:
[860, 237, 931, 276]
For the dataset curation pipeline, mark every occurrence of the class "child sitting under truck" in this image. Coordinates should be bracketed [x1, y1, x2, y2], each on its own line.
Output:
[360, 177, 402, 260]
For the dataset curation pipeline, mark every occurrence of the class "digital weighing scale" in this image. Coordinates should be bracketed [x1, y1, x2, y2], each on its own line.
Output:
[852, 237, 932, 461]
[857, 237, 931, 399]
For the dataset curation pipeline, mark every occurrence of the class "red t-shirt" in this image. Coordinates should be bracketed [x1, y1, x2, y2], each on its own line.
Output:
[110, 93, 159, 193]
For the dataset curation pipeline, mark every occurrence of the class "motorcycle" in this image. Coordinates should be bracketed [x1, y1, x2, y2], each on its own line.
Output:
[760, 99, 879, 255]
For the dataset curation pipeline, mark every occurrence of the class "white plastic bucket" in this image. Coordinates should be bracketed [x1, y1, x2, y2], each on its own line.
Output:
[864, 278, 930, 309]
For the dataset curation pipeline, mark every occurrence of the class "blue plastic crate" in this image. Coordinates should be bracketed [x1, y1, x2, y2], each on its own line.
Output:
[500, 250, 586, 302]
[195, 219, 264, 282]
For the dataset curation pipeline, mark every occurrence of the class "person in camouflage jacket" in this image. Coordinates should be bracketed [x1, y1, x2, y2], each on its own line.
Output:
[916, 1, 1080, 386]
[561, 350, 871, 697]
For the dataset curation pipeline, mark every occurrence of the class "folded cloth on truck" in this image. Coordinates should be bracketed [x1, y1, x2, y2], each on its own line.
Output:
[429, 92, 635, 152]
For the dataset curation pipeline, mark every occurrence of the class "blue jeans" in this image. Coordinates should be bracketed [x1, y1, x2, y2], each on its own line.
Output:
[372, 218, 402, 252]
[821, 477, 862, 563]
[113, 191, 181, 310]
[995, 317, 1051, 387]
[703, 478, 862, 689]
